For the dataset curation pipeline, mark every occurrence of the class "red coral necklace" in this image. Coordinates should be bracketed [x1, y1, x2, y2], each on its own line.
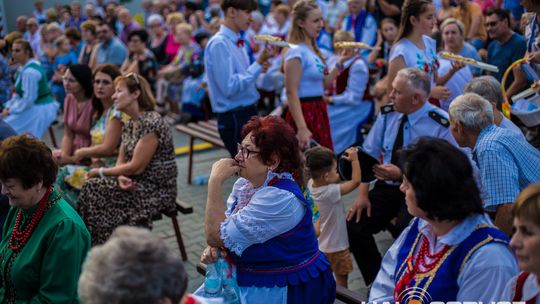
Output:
[394, 235, 451, 300]
[9, 186, 53, 253]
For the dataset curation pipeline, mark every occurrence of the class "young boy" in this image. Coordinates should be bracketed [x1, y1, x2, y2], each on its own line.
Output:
[204, 0, 273, 157]
[305, 146, 361, 288]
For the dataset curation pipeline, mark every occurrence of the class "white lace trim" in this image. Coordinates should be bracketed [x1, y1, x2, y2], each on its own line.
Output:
[220, 221, 244, 256]
[231, 171, 294, 214]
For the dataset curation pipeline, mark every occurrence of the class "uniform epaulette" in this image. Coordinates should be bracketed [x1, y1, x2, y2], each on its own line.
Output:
[429, 110, 450, 128]
[381, 104, 395, 114]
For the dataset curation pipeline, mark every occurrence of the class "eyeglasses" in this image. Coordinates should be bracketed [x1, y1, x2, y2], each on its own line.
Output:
[237, 143, 259, 159]
[126, 72, 140, 85]
[12, 49, 23, 53]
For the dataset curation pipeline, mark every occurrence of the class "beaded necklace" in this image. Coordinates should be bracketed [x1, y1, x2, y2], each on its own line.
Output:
[394, 235, 451, 300]
[9, 186, 53, 253]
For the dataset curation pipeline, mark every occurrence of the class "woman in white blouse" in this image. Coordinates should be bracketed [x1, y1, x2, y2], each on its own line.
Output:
[386, 0, 450, 103]
[370, 138, 518, 302]
[202, 115, 336, 303]
[2, 39, 59, 138]
[284, 0, 354, 150]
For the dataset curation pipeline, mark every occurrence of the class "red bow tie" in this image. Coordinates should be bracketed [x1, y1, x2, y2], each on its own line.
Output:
[236, 39, 244, 47]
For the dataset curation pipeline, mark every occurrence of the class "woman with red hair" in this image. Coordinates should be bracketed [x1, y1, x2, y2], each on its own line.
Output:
[201, 115, 336, 303]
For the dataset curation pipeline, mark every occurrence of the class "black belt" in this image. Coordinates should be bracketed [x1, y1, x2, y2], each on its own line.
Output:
[299, 96, 323, 103]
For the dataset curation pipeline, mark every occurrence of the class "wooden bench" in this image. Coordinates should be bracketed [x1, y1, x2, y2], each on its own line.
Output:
[175, 120, 226, 184]
[156, 198, 194, 261]
[195, 263, 366, 303]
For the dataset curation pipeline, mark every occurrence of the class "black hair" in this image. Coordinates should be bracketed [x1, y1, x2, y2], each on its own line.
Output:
[399, 137, 484, 222]
[486, 8, 511, 28]
[194, 31, 210, 46]
[68, 64, 93, 98]
[185, 1, 201, 11]
[221, 0, 258, 13]
[128, 29, 149, 43]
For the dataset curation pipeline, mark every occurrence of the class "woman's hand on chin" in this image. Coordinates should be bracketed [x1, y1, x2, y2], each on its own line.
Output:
[209, 159, 240, 184]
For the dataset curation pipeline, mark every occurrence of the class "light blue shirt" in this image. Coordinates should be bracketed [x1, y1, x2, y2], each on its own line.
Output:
[362, 102, 457, 164]
[204, 25, 263, 113]
[499, 116, 525, 139]
[96, 37, 127, 66]
[370, 214, 519, 302]
[473, 125, 540, 211]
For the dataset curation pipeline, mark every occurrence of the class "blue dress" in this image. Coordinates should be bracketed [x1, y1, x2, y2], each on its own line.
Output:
[221, 172, 336, 303]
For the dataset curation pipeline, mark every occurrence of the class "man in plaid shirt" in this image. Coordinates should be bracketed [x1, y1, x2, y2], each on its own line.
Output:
[449, 93, 540, 236]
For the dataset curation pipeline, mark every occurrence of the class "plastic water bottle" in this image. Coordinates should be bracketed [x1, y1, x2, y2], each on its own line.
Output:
[204, 263, 222, 296]
[193, 175, 210, 185]
[222, 278, 241, 304]
[217, 258, 241, 304]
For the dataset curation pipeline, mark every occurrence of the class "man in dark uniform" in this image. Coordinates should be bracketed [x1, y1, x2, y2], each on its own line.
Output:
[346, 68, 460, 285]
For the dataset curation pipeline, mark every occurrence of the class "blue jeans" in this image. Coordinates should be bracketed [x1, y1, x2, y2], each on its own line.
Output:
[216, 105, 258, 157]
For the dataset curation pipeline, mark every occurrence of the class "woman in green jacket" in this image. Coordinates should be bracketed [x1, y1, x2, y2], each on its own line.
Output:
[0, 135, 91, 303]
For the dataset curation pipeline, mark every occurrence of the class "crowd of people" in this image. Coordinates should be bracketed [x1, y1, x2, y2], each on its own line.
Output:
[0, 0, 538, 302]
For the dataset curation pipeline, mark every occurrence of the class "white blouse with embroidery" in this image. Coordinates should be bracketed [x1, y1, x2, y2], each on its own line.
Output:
[220, 171, 306, 257]
[219, 171, 307, 304]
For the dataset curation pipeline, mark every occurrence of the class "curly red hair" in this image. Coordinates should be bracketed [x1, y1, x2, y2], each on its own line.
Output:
[241, 116, 303, 177]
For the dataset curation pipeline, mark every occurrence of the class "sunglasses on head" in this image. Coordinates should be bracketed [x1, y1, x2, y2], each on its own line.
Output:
[125, 72, 140, 85]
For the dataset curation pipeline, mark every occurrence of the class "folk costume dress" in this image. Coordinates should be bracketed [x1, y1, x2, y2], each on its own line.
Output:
[369, 214, 519, 302]
[502, 272, 540, 304]
[326, 55, 373, 153]
[389, 35, 439, 88]
[3, 59, 59, 139]
[341, 10, 377, 58]
[221, 172, 336, 303]
[285, 43, 334, 150]
[77, 111, 177, 245]
[0, 186, 91, 303]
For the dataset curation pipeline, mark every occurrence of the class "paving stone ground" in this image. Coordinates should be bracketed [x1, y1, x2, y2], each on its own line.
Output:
[46, 121, 394, 299]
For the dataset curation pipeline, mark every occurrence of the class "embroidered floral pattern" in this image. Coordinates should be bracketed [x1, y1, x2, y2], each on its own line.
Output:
[416, 49, 440, 76]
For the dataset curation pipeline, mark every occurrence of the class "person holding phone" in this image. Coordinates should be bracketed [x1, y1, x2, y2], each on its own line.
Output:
[346, 68, 462, 286]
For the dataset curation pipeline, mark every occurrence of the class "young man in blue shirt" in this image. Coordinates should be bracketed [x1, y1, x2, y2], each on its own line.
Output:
[204, 0, 273, 157]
